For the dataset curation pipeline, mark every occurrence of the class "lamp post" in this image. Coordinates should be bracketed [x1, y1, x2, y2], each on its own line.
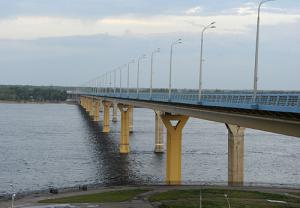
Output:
[119, 64, 126, 95]
[168, 39, 182, 101]
[109, 71, 112, 95]
[137, 54, 146, 97]
[150, 48, 160, 99]
[198, 21, 216, 103]
[113, 69, 117, 95]
[105, 72, 108, 94]
[127, 60, 135, 97]
[253, 0, 275, 103]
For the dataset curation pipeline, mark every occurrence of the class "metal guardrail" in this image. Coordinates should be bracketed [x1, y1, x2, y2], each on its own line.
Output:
[74, 90, 300, 114]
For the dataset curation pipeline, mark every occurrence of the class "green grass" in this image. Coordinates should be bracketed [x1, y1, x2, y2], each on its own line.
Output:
[39, 189, 149, 204]
[149, 189, 300, 208]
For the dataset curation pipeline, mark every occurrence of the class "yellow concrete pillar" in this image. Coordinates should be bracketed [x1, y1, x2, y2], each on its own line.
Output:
[154, 111, 164, 153]
[93, 100, 100, 122]
[128, 107, 133, 133]
[102, 101, 111, 133]
[226, 124, 245, 186]
[118, 104, 132, 154]
[89, 98, 94, 117]
[84, 97, 88, 110]
[112, 103, 117, 122]
[86, 98, 91, 114]
[160, 113, 189, 185]
[83, 97, 86, 109]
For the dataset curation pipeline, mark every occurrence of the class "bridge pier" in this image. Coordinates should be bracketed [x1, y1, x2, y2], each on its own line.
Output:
[226, 124, 245, 186]
[128, 107, 133, 133]
[88, 98, 93, 116]
[92, 99, 100, 122]
[83, 97, 87, 110]
[160, 113, 189, 185]
[154, 111, 164, 153]
[102, 101, 111, 133]
[112, 103, 118, 122]
[118, 104, 132, 154]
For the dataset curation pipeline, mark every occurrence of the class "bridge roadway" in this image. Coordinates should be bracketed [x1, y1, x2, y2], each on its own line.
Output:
[74, 91, 300, 186]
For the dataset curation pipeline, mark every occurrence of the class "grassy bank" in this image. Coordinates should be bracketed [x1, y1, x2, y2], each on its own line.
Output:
[39, 189, 149, 203]
[149, 189, 300, 208]
[38, 187, 300, 207]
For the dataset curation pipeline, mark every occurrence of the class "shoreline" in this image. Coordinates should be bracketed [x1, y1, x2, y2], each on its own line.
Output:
[2, 181, 300, 201]
[1, 184, 300, 207]
[0, 100, 74, 104]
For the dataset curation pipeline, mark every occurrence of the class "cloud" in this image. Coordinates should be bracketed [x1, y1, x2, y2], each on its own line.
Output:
[184, 6, 203, 16]
[0, 9, 299, 40]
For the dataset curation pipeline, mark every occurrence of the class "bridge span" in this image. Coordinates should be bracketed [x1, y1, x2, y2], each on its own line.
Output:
[72, 90, 300, 186]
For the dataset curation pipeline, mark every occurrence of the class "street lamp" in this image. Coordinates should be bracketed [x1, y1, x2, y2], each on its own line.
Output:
[198, 21, 216, 103]
[168, 39, 182, 101]
[119, 64, 126, 95]
[253, 0, 275, 103]
[105, 72, 108, 94]
[113, 69, 117, 95]
[150, 48, 160, 99]
[137, 54, 146, 97]
[109, 71, 112, 95]
[127, 60, 135, 97]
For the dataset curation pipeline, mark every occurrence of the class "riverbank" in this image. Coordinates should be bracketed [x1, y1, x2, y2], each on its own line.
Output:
[0, 100, 73, 104]
[1, 185, 300, 208]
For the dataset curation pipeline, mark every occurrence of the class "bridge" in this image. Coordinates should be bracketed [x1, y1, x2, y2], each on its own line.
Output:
[71, 87, 300, 186]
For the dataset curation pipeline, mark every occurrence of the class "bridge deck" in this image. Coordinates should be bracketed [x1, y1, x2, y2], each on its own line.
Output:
[80, 92, 300, 114]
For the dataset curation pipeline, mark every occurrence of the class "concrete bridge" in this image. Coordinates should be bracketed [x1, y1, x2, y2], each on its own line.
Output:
[71, 89, 300, 186]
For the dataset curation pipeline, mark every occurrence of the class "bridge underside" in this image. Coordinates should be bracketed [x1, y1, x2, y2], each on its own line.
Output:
[93, 95, 300, 138]
[79, 95, 300, 186]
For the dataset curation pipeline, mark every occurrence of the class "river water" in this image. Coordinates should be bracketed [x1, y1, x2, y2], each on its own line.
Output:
[0, 103, 300, 196]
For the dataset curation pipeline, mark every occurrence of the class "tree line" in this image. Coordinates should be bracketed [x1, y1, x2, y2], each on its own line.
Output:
[0, 85, 67, 102]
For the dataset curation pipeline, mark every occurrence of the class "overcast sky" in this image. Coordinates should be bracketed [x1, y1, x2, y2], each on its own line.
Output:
[0, 0, 299, 90]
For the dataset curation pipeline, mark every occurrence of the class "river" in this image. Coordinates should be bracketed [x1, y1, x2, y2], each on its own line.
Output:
[0, 103, 299, 196]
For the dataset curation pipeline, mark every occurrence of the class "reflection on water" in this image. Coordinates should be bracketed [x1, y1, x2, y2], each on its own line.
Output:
[0, 103, 300, 196]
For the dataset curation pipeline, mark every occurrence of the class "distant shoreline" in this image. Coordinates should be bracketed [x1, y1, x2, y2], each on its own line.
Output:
[0, 100, 72, 104]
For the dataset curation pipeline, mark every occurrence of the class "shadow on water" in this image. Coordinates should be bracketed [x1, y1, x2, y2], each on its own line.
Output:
[77, 106, 144, 186]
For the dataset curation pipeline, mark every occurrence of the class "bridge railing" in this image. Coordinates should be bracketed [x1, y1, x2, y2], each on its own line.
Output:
[74, 88, 300, 114]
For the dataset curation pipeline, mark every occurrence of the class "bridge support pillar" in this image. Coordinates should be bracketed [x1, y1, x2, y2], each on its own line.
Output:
[128, 107, 133, 133]
[102, 101, 111, 133]
[160, 113, 189, 185]
[112, 103, 118, 122]
[226, 124, 245, 186]
[93, 100, 100, 122]
[154, 111, 164, 153]
[118, 104, 132, 154]
[88, 98, 93, 116]
[82, 97, 87, 110]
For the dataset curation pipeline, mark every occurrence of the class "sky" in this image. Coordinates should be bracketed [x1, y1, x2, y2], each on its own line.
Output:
[0, 0, 299, 90]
